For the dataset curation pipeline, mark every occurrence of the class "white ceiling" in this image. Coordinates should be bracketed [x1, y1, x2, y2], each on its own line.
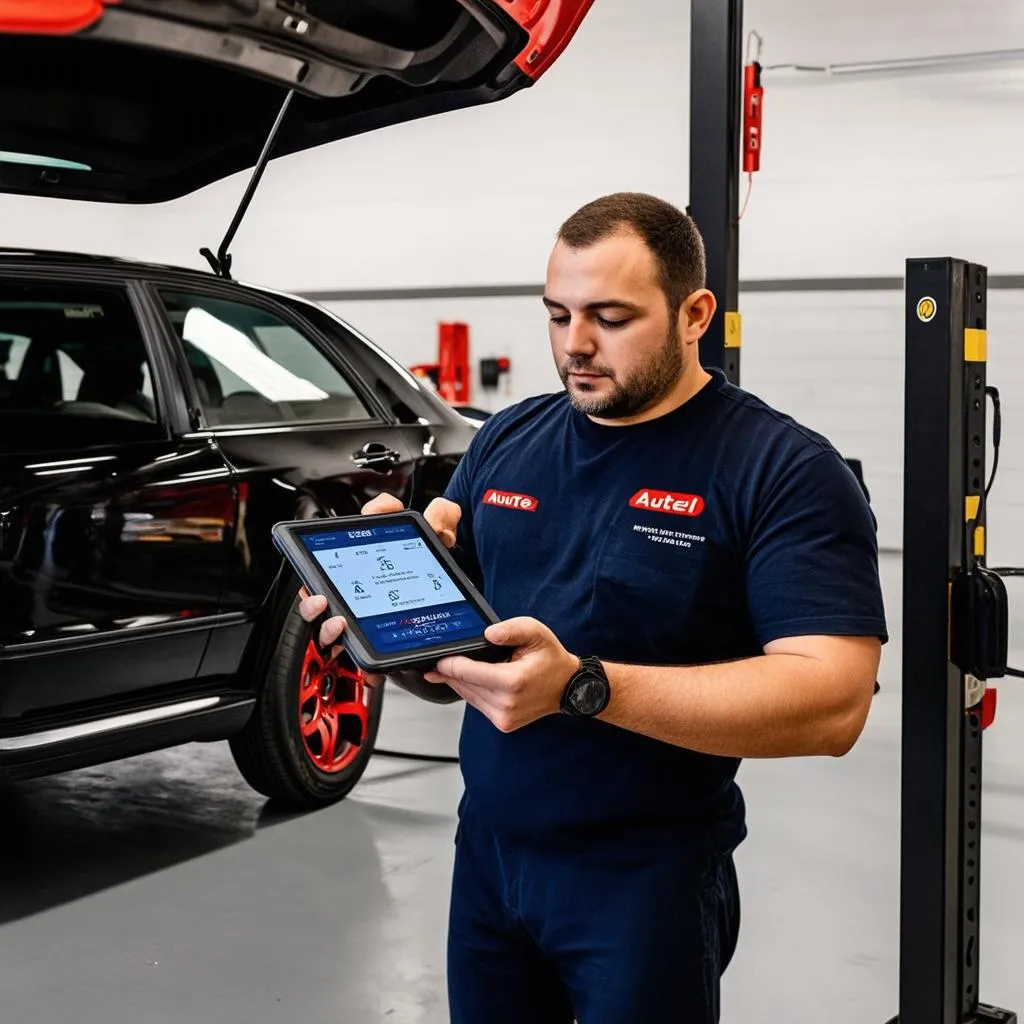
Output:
[742, 0, 1024, 66]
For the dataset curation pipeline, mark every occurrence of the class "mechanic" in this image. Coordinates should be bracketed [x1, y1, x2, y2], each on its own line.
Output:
[299, 192, 887, 1023]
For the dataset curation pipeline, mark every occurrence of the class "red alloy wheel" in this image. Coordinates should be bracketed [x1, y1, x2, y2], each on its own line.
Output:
[298, 639, 371, 773]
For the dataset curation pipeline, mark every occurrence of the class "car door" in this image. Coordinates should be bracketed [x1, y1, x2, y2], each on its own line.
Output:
[140, 280, 422, 665]
[0, 274, 236, 722]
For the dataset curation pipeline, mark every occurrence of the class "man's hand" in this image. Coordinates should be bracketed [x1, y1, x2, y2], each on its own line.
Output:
[296, 491, 465, 693]
[424, 617, 578, 733]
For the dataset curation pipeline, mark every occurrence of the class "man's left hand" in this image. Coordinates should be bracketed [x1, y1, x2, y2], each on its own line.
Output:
[423, 617, 578, 733]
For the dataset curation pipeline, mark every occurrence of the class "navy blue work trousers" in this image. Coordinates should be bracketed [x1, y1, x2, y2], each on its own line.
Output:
[447, 813, 741, 1024]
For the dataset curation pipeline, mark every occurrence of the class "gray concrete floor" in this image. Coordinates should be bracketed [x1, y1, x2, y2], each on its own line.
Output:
[3, 553, 1024, 1022]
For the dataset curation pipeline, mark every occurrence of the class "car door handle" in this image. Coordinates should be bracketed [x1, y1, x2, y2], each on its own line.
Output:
[351, 442, 402, 470]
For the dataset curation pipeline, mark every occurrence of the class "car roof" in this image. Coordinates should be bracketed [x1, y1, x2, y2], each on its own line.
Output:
[0, 246, 194, 276]
[0, 246, 309, 297]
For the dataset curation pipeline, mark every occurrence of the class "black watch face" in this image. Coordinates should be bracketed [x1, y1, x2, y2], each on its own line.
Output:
[568, 673, 608, 716]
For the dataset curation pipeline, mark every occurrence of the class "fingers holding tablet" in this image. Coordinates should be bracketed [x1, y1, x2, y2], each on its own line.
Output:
[356, 492, 462, 550]
[361, 492, 405, 516]
[296, 592, 385, 686]
[298, 590, 343, 647]
[423, 497, 462, 550]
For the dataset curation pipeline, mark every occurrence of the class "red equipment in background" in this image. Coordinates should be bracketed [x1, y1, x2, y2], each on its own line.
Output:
[738, 30, 765, 220]
[742, 51, 764, 173]
[410, 322, 510, 409]
[437, 321, 471, 405]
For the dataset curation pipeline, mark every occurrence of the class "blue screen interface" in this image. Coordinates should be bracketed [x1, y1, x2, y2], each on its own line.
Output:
[300, 522, 487, 654]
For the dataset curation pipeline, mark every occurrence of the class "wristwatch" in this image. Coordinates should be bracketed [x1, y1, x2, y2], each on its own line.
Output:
[560, 656, 611, 717]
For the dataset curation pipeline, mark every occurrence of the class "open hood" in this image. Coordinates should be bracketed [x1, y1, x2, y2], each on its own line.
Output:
[0, 0, 592, 203]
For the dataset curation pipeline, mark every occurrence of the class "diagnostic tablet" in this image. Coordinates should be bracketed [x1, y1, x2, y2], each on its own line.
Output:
[272, 511, 506, 674]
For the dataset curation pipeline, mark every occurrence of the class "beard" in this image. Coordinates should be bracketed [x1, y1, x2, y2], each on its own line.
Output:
[559, 323, 684, 419]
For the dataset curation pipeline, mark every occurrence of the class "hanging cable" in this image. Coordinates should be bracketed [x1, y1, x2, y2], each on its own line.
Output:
[978, 385, 1024, 678]
[986, 385, 1001, 498]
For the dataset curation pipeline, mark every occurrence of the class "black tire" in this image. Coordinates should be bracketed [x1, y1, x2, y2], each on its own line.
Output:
[229, 596, 383, 809]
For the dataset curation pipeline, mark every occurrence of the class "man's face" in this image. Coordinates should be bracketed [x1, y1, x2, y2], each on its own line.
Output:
[544, 229, 685, 420]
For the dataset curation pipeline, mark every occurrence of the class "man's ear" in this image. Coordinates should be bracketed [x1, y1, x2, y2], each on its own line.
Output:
[679, 288, 717, 342]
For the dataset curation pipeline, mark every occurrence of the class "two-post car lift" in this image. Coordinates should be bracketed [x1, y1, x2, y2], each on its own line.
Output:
[689, 3, 1017, 1022]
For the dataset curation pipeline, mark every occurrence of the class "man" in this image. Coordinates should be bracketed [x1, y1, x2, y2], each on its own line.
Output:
[300, 192, 887, 1023]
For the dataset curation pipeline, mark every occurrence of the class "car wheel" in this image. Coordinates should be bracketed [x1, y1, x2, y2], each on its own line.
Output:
[229, 598, 383, 808]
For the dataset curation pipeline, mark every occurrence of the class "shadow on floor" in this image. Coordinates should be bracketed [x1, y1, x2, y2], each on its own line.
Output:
[0, 742, 309, 925]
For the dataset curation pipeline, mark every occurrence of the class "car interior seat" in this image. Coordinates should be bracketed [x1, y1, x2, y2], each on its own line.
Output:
[10, 338, 62, 409]
[76, 357, 156, 421]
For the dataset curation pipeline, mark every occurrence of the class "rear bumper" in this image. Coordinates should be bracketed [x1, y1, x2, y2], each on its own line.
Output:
[0, 690, 254, 782]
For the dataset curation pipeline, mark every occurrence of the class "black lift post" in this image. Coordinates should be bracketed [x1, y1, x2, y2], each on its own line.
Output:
[688, 0, 743, 385]
[891, 258, 1016, 1024]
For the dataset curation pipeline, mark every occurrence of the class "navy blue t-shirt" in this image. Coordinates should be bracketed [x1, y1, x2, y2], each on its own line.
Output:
[444, 368, 887, 851]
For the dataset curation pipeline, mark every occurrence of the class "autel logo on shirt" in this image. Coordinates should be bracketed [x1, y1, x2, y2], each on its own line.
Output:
[482, 488, 539, 512]
[630, 489, 705, 517]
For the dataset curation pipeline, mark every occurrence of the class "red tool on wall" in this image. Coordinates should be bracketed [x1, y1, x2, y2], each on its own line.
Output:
[739, 30, 764, 220]
[410, 323, 511, 408]
[437, 321, 471, 406]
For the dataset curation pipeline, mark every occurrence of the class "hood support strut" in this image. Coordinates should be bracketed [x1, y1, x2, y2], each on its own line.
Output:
[201, 87, 295, 279]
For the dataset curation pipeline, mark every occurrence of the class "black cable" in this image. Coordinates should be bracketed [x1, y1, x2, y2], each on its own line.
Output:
[985, 385, 1001, 499]
[373, 748, 460, 763]
[980, 386, 1024, 677]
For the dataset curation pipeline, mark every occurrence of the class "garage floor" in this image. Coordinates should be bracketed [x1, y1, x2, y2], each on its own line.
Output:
[3, 553, 1024, 1023]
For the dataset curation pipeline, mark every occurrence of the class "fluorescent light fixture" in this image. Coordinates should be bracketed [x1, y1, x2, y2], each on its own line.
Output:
[764, 47, 1024, 80]
[0, 151, 91, 171]
[182, 307, 329, 403]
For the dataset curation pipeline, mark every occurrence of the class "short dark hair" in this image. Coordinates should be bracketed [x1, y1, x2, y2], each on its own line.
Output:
[556, 192, 706, 313]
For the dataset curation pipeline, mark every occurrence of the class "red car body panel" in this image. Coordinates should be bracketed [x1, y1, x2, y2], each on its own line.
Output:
[506, 0, 595, 80]
[0, 0, 112, 34]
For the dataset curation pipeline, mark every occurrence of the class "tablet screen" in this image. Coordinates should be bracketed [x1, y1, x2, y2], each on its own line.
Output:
[299, 521, 488, 655]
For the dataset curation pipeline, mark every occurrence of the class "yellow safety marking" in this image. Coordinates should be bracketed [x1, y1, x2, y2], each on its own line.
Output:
[966, 495, 980, 522]
[965, 328, 987, 362]
[975, 526, 986, 557]
[724, 312, 742, 348]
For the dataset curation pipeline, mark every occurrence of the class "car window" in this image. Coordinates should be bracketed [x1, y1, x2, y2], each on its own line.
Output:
[157, 291, 373, 428]
[0, 284, 159, 425]
[289, 300, 467, 428]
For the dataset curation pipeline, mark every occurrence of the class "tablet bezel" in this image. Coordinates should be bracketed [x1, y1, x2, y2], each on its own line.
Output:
[272, 510, 504, 673]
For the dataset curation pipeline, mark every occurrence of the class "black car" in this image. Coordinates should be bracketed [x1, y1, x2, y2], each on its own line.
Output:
[0, 0, 596, 805]
[0, 254, 478, 804]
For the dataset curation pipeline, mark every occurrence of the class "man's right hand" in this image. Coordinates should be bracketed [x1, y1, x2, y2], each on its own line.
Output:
[296, 492, 464, 686]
